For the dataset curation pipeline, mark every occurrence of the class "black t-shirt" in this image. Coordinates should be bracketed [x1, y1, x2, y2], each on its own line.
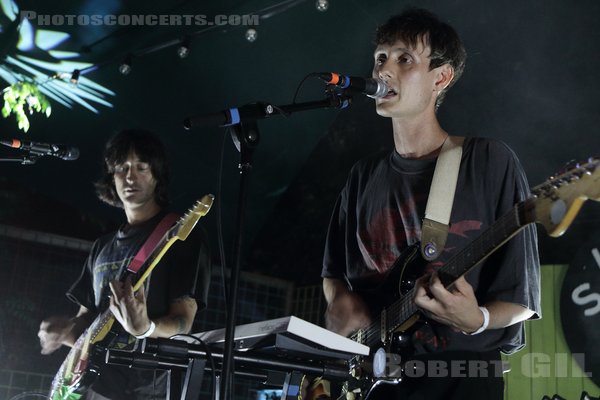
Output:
[67, 210, 211, 399]
[322, 137, 541, 355]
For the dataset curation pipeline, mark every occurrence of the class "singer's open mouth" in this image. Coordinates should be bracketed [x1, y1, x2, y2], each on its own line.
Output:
[384, 89, 397, 98]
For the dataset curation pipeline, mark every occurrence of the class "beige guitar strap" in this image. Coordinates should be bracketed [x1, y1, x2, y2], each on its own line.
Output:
[420, 135, 464, 261]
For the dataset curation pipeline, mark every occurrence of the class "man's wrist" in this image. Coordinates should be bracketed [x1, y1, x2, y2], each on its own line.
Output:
[463, 306, 489, 335]
[134, 320, 156, 339]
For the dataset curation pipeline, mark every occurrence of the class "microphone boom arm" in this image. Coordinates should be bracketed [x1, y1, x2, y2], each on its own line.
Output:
[183, 93, 351, 129]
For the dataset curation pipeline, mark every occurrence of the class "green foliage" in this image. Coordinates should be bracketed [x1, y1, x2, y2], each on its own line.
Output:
[2, 81, 52, 132]
[54, 384, 82, 400]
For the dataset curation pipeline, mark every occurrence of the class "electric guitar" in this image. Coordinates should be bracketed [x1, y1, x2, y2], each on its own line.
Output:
[48, 194, 214, 400]
[331, 158, 600, 399]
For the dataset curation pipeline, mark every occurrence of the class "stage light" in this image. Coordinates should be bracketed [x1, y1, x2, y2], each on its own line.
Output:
[316, 0, 329, 12]
[245, 29, 257, 43]
[177, 36, 191, 58]
[70, 69, 80, 85]
[119, 54, 132, 75]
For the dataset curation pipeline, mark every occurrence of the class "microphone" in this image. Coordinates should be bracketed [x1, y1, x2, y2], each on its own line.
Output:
[317, 73, 390, 99]
[1, 139, 80, 160]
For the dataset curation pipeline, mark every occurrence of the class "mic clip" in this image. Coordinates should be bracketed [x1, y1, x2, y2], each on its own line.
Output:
[324, 86, 353, 109]
[13, 153, 39, 165]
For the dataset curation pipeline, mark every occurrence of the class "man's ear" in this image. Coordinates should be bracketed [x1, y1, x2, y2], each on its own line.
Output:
[434, 64, 454, 91]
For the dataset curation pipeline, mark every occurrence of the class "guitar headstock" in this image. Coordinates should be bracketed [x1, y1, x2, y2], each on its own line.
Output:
[174, 194, 214, 240]
[532, 158, 599, 237]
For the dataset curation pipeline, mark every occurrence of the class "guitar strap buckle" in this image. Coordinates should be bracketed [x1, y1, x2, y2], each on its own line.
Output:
[421, 218, 449, 261]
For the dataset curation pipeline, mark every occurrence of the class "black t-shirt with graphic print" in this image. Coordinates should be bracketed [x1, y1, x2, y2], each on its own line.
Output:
[67, 210, 211, 400]
[322, 137, 541, 355]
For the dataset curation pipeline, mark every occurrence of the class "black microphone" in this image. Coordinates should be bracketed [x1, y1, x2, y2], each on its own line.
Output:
[1, 139, 80, 160]
[317, 72, 390, 99]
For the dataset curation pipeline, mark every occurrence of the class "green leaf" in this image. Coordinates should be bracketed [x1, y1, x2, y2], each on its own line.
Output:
[1, 81, 52, 132]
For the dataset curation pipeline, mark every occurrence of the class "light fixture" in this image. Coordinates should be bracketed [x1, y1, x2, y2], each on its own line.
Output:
[177, 36, 191, 58]
[119, 54, 132, 75]
[70, 69, 80, 85]
[316, 0, 329, 12]
[245, 29, 257, 43]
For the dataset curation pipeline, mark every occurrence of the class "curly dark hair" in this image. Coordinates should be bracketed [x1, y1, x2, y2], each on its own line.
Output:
[375, 8, 467, 110]
[95, 129, 170, 208]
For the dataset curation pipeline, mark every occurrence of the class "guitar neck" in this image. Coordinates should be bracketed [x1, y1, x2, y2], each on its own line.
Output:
[133, 234, 182, 290]
[437, 198, 535, 286]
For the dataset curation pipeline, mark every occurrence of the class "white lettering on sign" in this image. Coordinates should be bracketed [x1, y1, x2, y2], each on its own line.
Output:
[592, 247, 600, 270]
[572, 283, 600, 317]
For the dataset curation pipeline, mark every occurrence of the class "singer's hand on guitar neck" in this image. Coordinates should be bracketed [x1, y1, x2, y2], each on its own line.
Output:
[413, 273, 483, 333]
[414, 272, 537, 333]
[323, 277, 372, 337]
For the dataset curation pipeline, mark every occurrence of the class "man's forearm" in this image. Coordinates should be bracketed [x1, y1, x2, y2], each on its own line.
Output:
[64, 308, 96, 347]
[485, 301, 536, 330]
[149, 296, 198, 338]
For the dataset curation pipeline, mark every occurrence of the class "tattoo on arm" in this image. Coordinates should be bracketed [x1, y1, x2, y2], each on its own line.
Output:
[167, 315, 186, 333]
[169, 296, 197, 333]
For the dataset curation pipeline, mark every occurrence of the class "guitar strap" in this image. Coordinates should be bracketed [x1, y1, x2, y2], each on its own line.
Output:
[127, 212, 179, 273]
[420, 135, 464, 261]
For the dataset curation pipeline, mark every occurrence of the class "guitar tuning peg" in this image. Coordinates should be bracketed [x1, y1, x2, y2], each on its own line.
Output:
[586, 157, 598, 171]
[556, 159, 578, 175]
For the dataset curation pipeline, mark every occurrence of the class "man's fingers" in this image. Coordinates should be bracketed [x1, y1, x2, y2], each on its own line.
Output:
[109, 279, 121, 299]
[136, 281, 145, 298]
[426, 272, 452, 302]
[109, 295, 122, 317]
[453, 275, 474, 296]
[123, 275, 136, 299]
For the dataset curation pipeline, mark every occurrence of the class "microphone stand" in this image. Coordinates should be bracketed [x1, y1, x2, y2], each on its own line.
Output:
[0, 153, 39, 164]
[193, 91, 353, 399]
[220, 120, 258, 399]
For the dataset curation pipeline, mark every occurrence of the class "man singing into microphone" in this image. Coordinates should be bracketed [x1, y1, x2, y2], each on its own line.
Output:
[321, 8, 540, 399]
[38, 129, 211, 399]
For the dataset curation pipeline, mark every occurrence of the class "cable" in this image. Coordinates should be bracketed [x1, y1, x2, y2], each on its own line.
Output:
[172, 334, 218, 400]
[78, 0, 201, 54]
[292, 72, 321, 104]
[217, 127, 229, 307]
[77, 0, 310, 76]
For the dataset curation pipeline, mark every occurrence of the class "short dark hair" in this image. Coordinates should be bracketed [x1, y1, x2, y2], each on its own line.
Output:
[95, 129, 170, 208]
[375, 8, 467, 109]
